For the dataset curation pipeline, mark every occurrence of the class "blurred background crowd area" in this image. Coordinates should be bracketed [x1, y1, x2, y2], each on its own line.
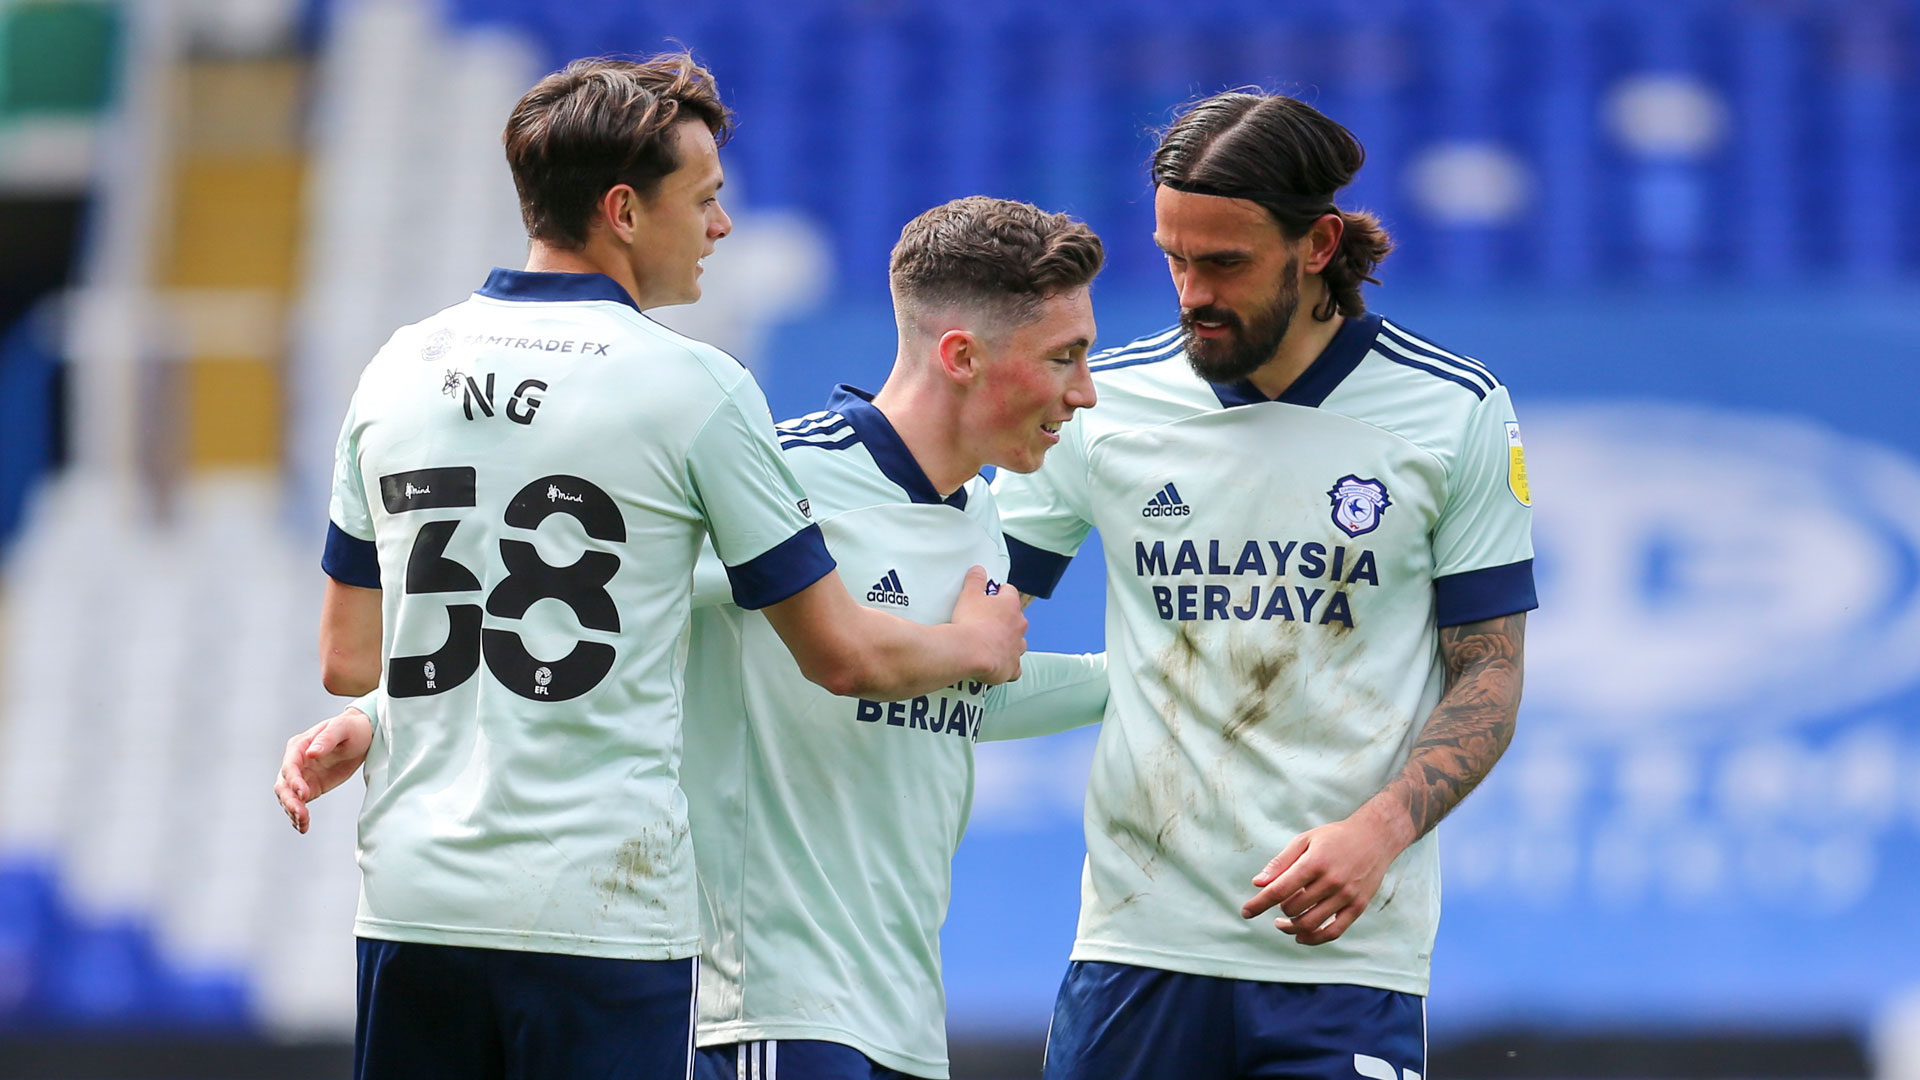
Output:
[1, 0, 1919, 1077]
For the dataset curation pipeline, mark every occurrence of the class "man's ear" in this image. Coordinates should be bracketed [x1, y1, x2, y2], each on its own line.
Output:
[599, 184, 642, 245]
[936, 328, 982, 385]
[1303, 211, 1344, 274]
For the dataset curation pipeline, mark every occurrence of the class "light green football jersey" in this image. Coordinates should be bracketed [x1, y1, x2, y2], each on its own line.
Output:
[681, 385, 1104, 1078]
[323, 269, 832, 960]
[992, 314, 1538, 994]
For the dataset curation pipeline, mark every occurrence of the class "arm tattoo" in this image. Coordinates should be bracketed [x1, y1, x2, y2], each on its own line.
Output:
[1383, 612, 1526, 841]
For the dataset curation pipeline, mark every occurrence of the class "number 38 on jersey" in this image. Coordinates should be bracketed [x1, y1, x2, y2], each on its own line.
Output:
[377, 466, 627, 702]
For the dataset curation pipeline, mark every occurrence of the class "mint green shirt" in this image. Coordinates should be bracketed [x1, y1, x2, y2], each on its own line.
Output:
[681, 387, 1105, 1076]
[992, 315, 1537, 995]
[327, 270, 831, 961]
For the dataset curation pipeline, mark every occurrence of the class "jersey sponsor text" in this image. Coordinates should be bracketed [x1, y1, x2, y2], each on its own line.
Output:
[853, 691, 984, 739]
[1132, 536, 1380, 628]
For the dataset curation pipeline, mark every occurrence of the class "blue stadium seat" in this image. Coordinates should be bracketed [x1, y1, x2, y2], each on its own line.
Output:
[309, 0, 1915, 295]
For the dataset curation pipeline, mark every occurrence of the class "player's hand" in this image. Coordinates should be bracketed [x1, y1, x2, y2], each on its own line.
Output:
[275, 707, 374, 834]
[951, 565, 1026, 685]
[1240, 801, 1412, 946]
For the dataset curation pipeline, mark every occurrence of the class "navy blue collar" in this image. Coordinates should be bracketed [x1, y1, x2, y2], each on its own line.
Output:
[827, 384, 969, 509]
[1208, 312, 1382, 409]
[478, 267, 641, 312]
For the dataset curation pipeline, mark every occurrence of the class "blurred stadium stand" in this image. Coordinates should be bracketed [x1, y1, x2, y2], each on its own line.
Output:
[424, 0, 1919, 292]
[1, 0, 1918, 1077]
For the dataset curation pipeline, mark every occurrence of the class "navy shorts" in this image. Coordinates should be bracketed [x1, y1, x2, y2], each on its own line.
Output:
[695, 1040, 912, 1080]
[355, 938, 697, 1080]
[1042, 961, 1425, 1080]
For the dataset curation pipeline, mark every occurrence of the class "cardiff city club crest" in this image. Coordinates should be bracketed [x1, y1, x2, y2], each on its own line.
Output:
[1328, 475, 1392, 537]
[421, 327, 455, 361]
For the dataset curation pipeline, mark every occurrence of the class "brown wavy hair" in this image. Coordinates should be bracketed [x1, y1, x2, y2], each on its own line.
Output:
[503, 53, 734, 249]
[889, 196, 1105, 328]
[1153, 92, 1392, 321]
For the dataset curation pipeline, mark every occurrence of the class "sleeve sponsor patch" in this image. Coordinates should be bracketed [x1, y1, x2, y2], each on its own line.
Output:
[1505, 421, 1531, 506]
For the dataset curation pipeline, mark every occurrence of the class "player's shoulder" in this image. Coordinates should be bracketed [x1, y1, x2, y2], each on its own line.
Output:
[1076, 326, 1220, 427]
[470, 282, 751, 396]
[772, 408, 885, 515]
[629, 312, 745, 374]
[1325, 313, 1514, 457]
[962, 471, 997, 507]
[365, 303, 462, 366]
[1087, 325, 1187, 381]
[351, 305, 466, 402]
[588, 313, 759, 410]
[1362, 316, 1507, 402]
[775, 407, 858, 453]
[962, 472, 1000, 525]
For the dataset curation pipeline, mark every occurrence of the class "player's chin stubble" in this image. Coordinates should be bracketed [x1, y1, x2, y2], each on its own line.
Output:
[1181, 256, 1301, 385]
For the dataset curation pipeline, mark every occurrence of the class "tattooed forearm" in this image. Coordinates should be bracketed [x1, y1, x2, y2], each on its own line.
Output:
[1379, 612, 1526, 841]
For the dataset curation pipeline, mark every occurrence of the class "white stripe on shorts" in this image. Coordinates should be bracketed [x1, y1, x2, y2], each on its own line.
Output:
[685, 957, 699, 1080]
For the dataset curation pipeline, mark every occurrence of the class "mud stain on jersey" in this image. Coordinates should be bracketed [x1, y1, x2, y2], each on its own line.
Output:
[1231, 602, 1315, 726]
[1220, 644, 1296, 746]
[1220, 697, 1268, 747]
[593, 821, 686, 906]
[1245, 651, 1288, 695]
[1170, 622, 1204, 667]
[1328, 670, 1411, 777]
[1325, 571, 1360, 637]
[1108, 737, 1193, 880]
[1143, 624, 1208, 740]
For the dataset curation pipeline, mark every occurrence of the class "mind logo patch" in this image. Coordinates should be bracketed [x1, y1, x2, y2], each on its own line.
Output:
[1328, 475, 1392, 537]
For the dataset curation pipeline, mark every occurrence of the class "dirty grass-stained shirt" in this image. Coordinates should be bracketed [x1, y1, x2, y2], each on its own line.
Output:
[681, 385, 1105, 1078]
[322, 269, 832, 960]
[990, 314, 1537, 994]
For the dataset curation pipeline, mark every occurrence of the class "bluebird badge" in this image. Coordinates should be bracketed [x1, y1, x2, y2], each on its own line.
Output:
[420, 327, 455, 361]
[1328, 475, 1392, 537]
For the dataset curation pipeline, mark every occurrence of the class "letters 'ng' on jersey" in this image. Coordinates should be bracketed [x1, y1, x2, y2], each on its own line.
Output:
[991, 314, 1537, 995]
[682, 385, 1008, 1078]
[321, 269, 833, 961]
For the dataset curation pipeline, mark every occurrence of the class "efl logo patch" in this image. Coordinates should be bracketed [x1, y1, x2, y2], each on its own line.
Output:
[1328, 475, 1392, 537]
[1505, 421, 1531, 506]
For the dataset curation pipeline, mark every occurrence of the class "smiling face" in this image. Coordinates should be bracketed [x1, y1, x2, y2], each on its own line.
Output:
[1153, 184, 1310, 384]
[962, 286, 1099, 475]
[626, 119, 732, 308]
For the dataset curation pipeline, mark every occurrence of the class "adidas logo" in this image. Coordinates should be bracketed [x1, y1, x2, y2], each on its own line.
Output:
[866, 569, 910, 606]
[1141, 482, 1192, 518]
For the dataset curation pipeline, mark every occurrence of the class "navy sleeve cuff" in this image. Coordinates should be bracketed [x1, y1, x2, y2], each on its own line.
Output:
[1006, 535, 1074, 600]
[322, 522, 381, 589]
[726, 523, 837, 610]
[1434, 558, 1537, 627]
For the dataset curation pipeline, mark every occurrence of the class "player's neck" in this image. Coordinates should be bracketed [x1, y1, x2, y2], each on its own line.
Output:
[1243, 285, 1344, 400]
[523, 241, 651, 310]
[871, 370, 978, 499]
